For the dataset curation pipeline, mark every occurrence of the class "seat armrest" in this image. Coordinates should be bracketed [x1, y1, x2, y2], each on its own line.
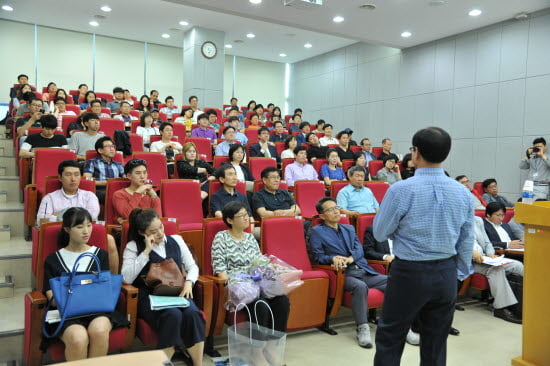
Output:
[203, 275, 228, 335]
[195, 276, 214, 335]
[25, 292, 47, 366]
[24, 184, 38, 227]
[458, 276, 472, 296]
[312, 265, 345, 317]
[367, 259, 390, 274]
[120, 284, 138, 351]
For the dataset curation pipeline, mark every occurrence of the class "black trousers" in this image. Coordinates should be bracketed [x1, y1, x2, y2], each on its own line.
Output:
[374, 256, 457, 366]
[246, 295, 290, 339]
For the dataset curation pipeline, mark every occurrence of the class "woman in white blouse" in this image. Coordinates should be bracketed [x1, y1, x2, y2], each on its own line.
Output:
[136, 112, 159, 151]
[281, 135, 297, 159]
[121, 208, 205, 365]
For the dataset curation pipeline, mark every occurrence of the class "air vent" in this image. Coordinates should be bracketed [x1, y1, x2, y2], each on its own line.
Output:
[284, 0, 323, 9]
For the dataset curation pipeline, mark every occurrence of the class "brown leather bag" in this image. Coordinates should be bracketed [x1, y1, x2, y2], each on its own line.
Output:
[145, 258, 187, 296]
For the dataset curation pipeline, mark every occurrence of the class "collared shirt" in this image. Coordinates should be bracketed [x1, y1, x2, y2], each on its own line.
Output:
[307, 145, 328, 162]
[83, 157, 124, 181]
[362, 150, 377, 165]
[106, 100, 122, 114]
[69, 132, 102, 156]
[482, 193, 514, 207]
[210, 187, 252, 216]
[488, 220, 512, 245]
[519, 156, 550, 183]
[319, 136, 339, 146]
[159, 107, 179, 120]
[337, 184, 379, 213]
[269, 133, 288, 143]
[373, 167, 474, 280]
[215, 140, 236, 156]
[252, 188, 295, 212]
[376, 168, 401, 185]
[114, 114, 137, 123]
[310, 223, 379, 275]
[37, 188, 100, 223]
[235, 131, 248, 145]
[211, 231, 262, 275]
[284, 161, 318, 187]
[191, 127, 217, 143]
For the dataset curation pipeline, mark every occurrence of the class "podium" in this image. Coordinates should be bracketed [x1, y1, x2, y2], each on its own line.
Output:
[512, 202, 550, 366]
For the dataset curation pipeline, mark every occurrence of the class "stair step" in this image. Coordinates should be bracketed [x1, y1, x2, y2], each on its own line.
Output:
[0, 138, 14, 156]
[0, 202, 24, 237]
[0, 288, 28, 335]
[0, 276, 15, 299]
[0, 177, 20, 202]
[0, 157, 17, 176]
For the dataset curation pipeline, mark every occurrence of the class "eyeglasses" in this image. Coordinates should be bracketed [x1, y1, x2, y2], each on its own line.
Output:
[266, 175, 281, 180]
[30, 103, 43, 108]
[492, 213, 505, 218]
[234, 213, 249, 219]
[323, 206, 341, 213]
[102, 144, 116, 149]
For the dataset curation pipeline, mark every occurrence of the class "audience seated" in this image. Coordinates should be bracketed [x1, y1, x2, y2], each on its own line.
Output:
[11, 83, 33, 112]
[206, 109, 221, 132]
[312, 119, 325, 134]
[288, 114, 302, 133]
[113, 101, 138, 126]
[284, 146, 318, 187]
[281, 135, 298, 160]
[52, 97, 76, 128]
[254, 104, 267, 122]
[252, 166, 301, 218]
[306, 132, 328, 163]
[67, 115, 85, 137]
[191, 113, 217, 144]
[174, 107, 194, 132]
[19, 115, 67, 158]
[150, 122, 183, 175]
[215, 126, 238, 156]
[43, 207, 128, 361]
[375, 154, 402, 184]
[89, 99, 111, 118]
[189, 95, 202, 122]
[481, 179, 513, 207]
[377, 138, 394, 161]
[269, 121, 288, 143]
[320, 148, 345, 187]
[249, 127, 279, 161]
[248, 114, 261, 129]
[177, 142, 215, 200]
[9, 74, 31, 108]
[112, 159, 161, 224]
[79, 91, 96, 110]
[123, 89, 134, 104]
[401, 153, 415, 180]
[150, 108, 164, 125]
[227, 144, 255, 192]
[159, 96, 179, 121]
[472, 216, 523, 324]
[295, 122, 310, 146]
[271, 106, 283, 125]
[363, 225, 394, 263]
[337, 166, 378, 217]
[69, 113, 103, 160]
[73, 83, 88, 105]
[121, 208, 205, 363]
[136, 112, 160, 151]
[106, 87, 125, 114]
[224, 97, 239, 115]
[83, 136, 125, 202]
[360, 138, 377, 166]
[210, 164, 251, 217]
[40, 82, 57, 103]
[15, 97, 44, 137]
[150, 89, 160, 109]
[455, 175, 486, 210]
[335, 130, 355, 161]
[309, 197, 387, 348]
[352, 151, 370, 180]
[483, 202, 524, 250]
[226, 107, 244, 130]
[136, 95, 151, 114]
[227, 116, 247, 144]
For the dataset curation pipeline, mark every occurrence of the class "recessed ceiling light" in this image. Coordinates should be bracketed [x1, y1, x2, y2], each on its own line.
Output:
[2, 4, 14, 11]
[249, 0, 262, 4]
[161, 33, 170, 39]
[468, 9, 482, 16]
[89, 20, 99, 27]
[358, 4, 376, 10]
[179, 20, 189, 26]
[279, 53, 287, 57]
[304, 43, 312, 48]
[225, 44, 233, 49]
[100, 5, 111, 12]
[401, 31, 412, 38]
[246, 33, 255, 38]
[333, 15, 344, 23]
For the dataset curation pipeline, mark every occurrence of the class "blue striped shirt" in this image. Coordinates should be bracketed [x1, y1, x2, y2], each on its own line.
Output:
[83, 157, 124, 181]
[373, 167, 474, 280]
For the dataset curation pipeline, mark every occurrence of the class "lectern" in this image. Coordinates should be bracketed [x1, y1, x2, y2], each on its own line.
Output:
[512, 202, 550, 366]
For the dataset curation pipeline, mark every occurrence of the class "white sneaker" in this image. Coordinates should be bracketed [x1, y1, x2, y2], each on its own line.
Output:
[406, 329, 420, 346]
[357, 323, 373, 348]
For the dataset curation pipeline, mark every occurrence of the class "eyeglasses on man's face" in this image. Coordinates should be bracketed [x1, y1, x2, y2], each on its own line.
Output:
[323, 205, 341, 213]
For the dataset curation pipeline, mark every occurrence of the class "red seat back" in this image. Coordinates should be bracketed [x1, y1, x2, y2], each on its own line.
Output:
[98, 118, 125, 138]
[61, 115, 78, 135]
[365, 182, 390, 204]
[201, 218, 229, 275]
[281, 158, 294, 179]
[473, 182, 484, 197]
[350, 146, 362, 153]
[213, 155, 229, 168]
[132, 152, 168, 185]
[129, 110, 140, 119]
[172, 124, 187, 141]
[85, 150, 123, 163]
[313, 159, 327, 178]
[33, 149, 76, 195]
[294, 180, 326, 218]
[248, 157, 277, 180]
[504, 209, 514, 223]
[372, 147, 383, 157]
[474, 210, 486, 219]
[129, 133, 144, 153]
[261, 217, 312, 270]
[330, 181, 349, 198]
[244, 129, 259, 142]
[44, 175, 96, 195]
[342, 160, 354, 173]
[96, 92, 114, 102]
[131, 120, 140, 133]
[368, 160, 384, 177]
[161, 180, 203, 226]
[65, 105, 80, 115]
[184, 137, 212, 162]
[105, 179, 131, 225]
[275, 142, 285, 156]
[356, 214, 376, 244]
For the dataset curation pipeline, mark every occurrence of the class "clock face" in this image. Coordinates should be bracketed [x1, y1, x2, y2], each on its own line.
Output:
[201, 41, 217, 59]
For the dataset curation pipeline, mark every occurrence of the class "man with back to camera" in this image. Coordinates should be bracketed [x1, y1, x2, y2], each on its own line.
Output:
[373, 127, 474, 366]
[520, 137, 550, 200]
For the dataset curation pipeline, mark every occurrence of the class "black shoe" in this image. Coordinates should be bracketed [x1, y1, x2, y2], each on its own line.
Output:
[449, 327, 460, 336]
[455, 304, 465, 311]
[494, 308, 522, 324]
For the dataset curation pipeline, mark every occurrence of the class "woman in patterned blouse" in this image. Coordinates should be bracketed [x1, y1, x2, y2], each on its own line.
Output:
[211, 201, 290, 363]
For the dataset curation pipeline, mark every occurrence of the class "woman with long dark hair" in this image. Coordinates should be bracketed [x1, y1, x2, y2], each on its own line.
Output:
[228, 143, 255, 192]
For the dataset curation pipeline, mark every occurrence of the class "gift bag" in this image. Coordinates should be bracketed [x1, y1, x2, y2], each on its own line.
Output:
[228, 300, 287, 366]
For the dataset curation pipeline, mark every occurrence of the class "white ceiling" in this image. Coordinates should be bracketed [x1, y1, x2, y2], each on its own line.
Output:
[1, 0, 549, 64]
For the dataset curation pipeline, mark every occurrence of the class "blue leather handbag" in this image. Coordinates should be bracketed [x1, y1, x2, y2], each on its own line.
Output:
[43, 251, 122, 338]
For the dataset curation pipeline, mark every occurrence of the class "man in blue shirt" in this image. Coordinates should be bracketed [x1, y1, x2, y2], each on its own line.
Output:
[214, 126, 238, 156]
[210, 163, 251, 218]
[310, 197, 387, 349]
[336, 166, 379, 218]
[373, 127, 474, 366]
[83, 136, 124, 202]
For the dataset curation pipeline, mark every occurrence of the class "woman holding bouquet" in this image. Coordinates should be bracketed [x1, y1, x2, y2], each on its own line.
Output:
[211, 201, 290, 361]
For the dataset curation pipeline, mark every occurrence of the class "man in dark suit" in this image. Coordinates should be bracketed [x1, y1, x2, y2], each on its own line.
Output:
[250, 127, 279, 162]
[483, 201, 524, 250]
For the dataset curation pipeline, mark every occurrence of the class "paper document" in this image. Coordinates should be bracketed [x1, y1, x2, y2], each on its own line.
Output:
[482, 255, 516, 266]
[149, 295, 190, 311]
[506, 248, 524, 252]
[45, 310, 61, 323]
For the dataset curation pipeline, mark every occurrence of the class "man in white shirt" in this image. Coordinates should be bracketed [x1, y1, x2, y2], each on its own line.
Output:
[319, 124, 339, 146]
[159, 96, 179, 121]
[189, 95, 202, 122]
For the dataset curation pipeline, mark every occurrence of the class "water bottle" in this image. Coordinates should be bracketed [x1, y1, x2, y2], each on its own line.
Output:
[522, 180, 534, 204]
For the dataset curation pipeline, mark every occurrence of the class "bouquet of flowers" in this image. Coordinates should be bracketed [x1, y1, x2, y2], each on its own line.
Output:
[226, 272, 260, 311]
[249, 255, 304, 299]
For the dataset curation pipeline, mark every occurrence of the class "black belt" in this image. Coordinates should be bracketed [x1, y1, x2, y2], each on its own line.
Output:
[395, 255, 456, 264]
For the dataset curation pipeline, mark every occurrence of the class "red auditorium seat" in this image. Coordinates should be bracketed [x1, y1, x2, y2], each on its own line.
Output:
[64, 104, 80, 115]
[248, 157, 277, 179]
[85, 150, 123, 163]
[368, 160, 384, 177]
[372, 147, 383, 157]
[104, 178, 131, 225]
[213, 155, 229, 168]
[184, 137, 212, 162]
[365, 181, 390, 204]
[293, 180, 326, 219]
[98, 118, 125, 138]
[132, 152, 168, 185]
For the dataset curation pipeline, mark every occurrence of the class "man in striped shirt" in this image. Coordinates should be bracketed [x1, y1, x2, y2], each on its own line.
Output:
[373, 127, 474, 366]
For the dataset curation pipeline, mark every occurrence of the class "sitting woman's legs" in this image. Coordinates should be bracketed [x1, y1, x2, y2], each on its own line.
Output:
[87, 316, 112, 358]
[179, 300, 206, 366]
[61, 324, 89, 360]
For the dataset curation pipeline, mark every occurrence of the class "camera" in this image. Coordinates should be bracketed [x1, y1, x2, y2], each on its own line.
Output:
[39, 108, 45, 113]
[533, 147, 540, 153]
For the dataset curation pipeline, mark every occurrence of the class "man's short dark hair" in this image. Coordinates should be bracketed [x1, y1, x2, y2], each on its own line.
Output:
[316, 119, 325, 127]
[120, 101, 130, 107]
[188, 95, 198, 103]
[273, 121, 283, 128]
[58, 160, 81, 176]
[164, 96, 174, 103]
[113, 87, 124, 94]
[78, 83, 87, 89]
[54, 97, 66, 104]
[82, 112, 99, 124]
[482, 178, 497, 190]
[223, 126, 236, 135]
[323, 124, 333, 130]
[261, 166, 279, 179]
[455, 175, 467, 181]
[90, 99, 102, 107]
[292, 114, 301, 120]
[258, 127, 269, 135]
[180, 107, 192, 116]
[299, 121, 310, 130]
[229, 106, 239, 112]
[267, 103, 274, 108]
[206, 109, 218, 116]
[533, 137, 547, 146]
[254, 105, 263, 111]
[336, 131, 349, 139]
[18, 74, 29, 81]
[315, 197, 337, 215]
[30, 97, 42, 105]
[485, 201, 506, 217]
[294, 108, 303, 114]
[40, 114, 58, 129]
[382, 138, 391, 145]
[306, 132, 316, 143]
[411, 127, 451, 164]
[95, 136, 113, 153]
[230, 97, 237, 102]
[360, 138, 370, 145]
[293, 145, 307, 156]
[228, 116, 240, 123]
[150, 89, 158, 95]
[159, 122, 173, 132]
[215, 163, 236, 180]
[197, 113, 208, 121]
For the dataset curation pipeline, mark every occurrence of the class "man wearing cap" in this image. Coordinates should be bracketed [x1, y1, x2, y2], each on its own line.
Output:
[150, 108, 164, 126]
[343, 128, 358, 146]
